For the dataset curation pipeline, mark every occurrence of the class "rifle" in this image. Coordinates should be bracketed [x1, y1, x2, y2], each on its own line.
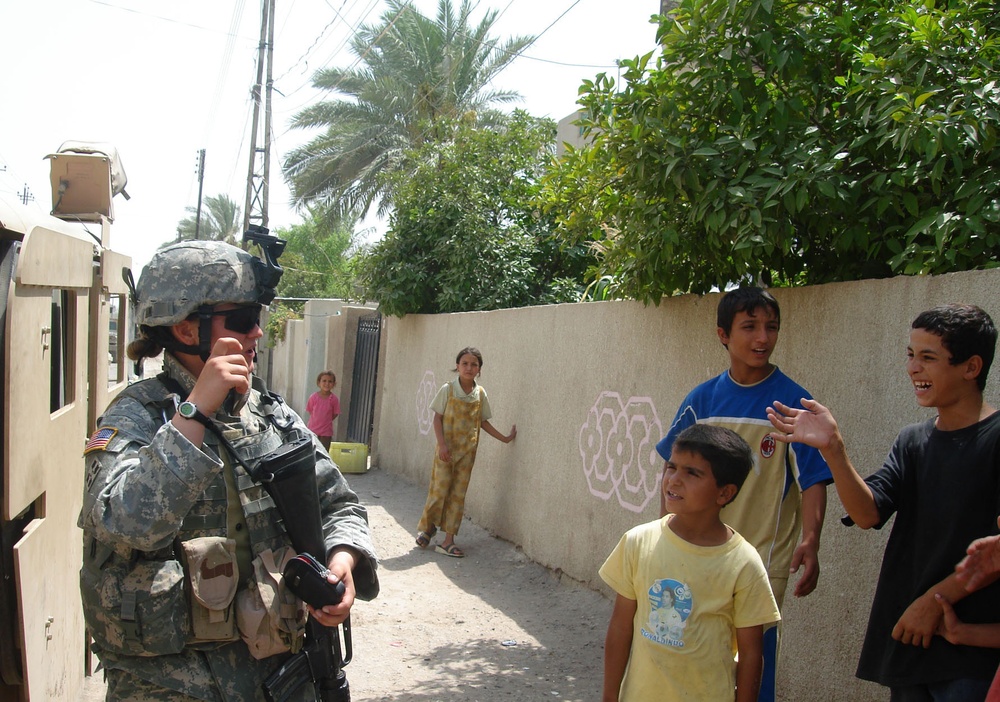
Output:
[186, 413, 353, 702]
[251, 436, 353, 702]
[163, 369, 354, 701]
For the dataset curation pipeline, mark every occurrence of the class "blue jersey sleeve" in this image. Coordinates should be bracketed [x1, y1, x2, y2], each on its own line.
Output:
[656, 399, 700, 461]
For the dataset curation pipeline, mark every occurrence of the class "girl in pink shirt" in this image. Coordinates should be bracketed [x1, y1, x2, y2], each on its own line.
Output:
[306, 370, 340, 449]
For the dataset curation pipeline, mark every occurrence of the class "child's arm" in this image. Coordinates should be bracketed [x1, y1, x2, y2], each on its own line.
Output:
[481, 420, 516, 443]
[735, 624, 764, 702]
[602, 595, 636, 702]
[767, 399, 881, 528]
[433, 412, 451, 462]
[790, 483, 826, 597]
[894, 571, 999, 648]
[935, 593, 1000, 648]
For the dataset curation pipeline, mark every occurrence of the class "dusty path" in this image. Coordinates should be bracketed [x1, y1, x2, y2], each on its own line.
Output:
[80, 466, 610, 701]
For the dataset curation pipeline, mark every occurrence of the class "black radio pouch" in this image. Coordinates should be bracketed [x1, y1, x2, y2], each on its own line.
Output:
[283, 553, 346, 609]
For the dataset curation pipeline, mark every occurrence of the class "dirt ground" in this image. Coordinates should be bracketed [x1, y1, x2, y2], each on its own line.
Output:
[80, 466, 611, 701]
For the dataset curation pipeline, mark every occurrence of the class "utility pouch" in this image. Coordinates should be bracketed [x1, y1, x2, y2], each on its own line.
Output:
[236, 546, 306, 660]
[80, 545, 189, 656]
[180, 537, 239, 642]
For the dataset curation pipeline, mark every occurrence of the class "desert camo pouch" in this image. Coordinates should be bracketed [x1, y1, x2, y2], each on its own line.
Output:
[236, 545, 306, 659]
[180, 536, 239, 642]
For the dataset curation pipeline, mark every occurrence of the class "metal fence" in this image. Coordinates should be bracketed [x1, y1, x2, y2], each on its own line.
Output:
[346, 313, 381, 445]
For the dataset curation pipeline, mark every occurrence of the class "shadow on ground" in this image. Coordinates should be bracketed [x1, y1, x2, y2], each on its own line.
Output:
[347, 467, 609, 701]
[78, 466, 610, 701]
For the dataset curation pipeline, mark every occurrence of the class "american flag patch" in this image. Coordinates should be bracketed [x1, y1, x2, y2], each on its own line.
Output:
[84, 427, 117, 455]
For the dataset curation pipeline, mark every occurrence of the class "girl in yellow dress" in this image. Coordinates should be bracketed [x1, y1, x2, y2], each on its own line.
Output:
[416, 347, 516, 557]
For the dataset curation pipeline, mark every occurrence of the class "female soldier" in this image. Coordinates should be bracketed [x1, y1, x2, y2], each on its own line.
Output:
[79, 240, 379, 700]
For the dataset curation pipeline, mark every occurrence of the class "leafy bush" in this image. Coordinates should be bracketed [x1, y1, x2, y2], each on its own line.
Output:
[541, 0, 1000, 302]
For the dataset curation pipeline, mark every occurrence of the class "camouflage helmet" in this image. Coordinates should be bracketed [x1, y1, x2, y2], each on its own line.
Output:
[135, 240, 272, 328]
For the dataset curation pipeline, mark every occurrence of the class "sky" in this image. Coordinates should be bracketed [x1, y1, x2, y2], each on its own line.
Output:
[1, 0, 660, 272]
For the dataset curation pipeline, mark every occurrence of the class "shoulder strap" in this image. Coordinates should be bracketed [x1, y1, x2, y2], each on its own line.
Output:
[157, 371, 185, 400]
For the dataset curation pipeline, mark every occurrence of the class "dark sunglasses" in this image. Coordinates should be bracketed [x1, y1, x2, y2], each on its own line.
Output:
[213, 306, 262, 334]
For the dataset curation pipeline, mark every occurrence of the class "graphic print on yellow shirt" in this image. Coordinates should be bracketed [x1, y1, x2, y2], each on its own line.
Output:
[642, 578, 690, 647]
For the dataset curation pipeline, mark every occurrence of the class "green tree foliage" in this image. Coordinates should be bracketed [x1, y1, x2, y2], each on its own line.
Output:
[541, 0, 1000, 302]
[265, 212, 357, 343]
[356, 111, 592, 316]
[172, 194, 241, 245]
[274, 213, 356, 300]
[282, 0, 534, 219]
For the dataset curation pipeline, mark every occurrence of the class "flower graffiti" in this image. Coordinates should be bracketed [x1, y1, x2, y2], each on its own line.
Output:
[416, 370, 437, 435]
[580, 391, 663, 513]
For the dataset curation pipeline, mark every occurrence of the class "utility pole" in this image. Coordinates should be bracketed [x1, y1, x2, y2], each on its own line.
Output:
[243, 0, 276, 238]
[194, 149, 206, 240]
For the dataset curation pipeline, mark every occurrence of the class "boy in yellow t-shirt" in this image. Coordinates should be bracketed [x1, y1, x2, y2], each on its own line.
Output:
[600, 425, 780, 702]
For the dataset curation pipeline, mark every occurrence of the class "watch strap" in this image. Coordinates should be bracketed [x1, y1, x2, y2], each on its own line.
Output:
[178, 401, 213, 428]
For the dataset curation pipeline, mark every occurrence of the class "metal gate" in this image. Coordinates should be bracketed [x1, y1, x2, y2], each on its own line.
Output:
[346, 312, 381, 445]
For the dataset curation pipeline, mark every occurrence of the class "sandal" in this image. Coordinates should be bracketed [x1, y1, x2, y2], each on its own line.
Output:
[415, 531, 432, 548]
[435, 543, 465, 558]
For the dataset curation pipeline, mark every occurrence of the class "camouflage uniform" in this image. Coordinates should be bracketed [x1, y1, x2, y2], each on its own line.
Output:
[80, 353, 378, 700]
[78, 241, 378, 701]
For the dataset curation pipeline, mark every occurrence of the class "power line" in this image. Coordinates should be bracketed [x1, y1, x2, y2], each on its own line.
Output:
[86, 0, 246, 36]
[204, 0, 249, 145]
[274, 0, 361, 85]
[517, 54, 622, 69]
[249, 0, 604, 222]
[274, 0, 399, 112]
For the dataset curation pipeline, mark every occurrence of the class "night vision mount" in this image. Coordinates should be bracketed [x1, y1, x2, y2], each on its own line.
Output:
[243, 225, 287, 306]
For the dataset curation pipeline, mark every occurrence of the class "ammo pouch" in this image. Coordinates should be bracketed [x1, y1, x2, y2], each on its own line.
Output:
[237, 546, 306, 659]
[180, 537, 239, 642]
[80, 541, 189, 656]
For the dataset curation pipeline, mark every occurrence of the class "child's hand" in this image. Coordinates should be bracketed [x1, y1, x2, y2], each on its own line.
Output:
[789, 540, 820, 597]
[437, 444, 451, 462]
[956, 517, 1000, 591]
[766, 399, 840, 450]
[934, 593, 968, 645]
[892, 592, 942, 648]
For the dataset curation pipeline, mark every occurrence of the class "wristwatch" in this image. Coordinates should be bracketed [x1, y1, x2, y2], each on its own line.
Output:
[177, 400, 213, 428]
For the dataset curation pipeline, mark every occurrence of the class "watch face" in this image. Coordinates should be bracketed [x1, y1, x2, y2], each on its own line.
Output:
[179, 401, 197, 419]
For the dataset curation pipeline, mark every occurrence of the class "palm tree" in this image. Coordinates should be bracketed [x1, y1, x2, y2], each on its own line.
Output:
[172, 194, 242, 245]
[282, 0, 535, 219]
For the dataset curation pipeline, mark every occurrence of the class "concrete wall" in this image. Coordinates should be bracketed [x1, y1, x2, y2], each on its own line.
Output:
[372, 268, 1000, 702]
[267, 319, 311, 414]
[268, 301, 378, 440]
[303, 300, 344, 422]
